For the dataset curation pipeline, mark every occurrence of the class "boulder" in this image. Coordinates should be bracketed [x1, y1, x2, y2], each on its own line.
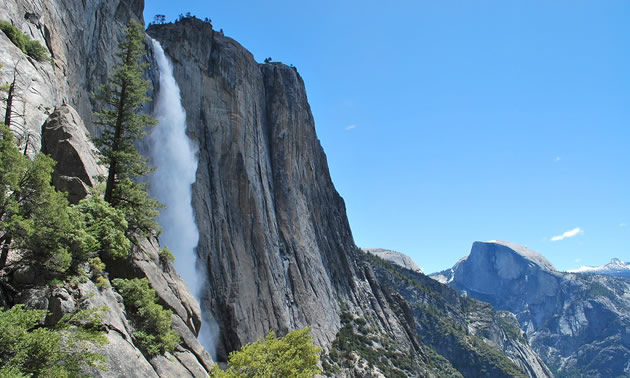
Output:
[41, 104, 105, 203]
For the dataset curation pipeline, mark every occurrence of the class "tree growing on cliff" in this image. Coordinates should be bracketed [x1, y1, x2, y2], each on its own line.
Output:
[92, 20, 161, 235]
[0, 122, 87, 272]
[0, 122, 129, 273]
[153, 15, 166, 25]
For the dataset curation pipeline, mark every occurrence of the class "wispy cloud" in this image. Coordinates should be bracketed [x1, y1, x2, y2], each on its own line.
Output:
[555, 156, 561, 162]
[620, 223, 627, 228]
[345, 124, 357, 131]
[551, 227, 583, 242]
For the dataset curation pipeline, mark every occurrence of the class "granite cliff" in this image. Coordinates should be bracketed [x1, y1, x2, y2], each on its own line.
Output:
[0, 1, 212, 376]
[0, 1, 557, 376]
[145, 20, 550, 377]
[433, 241, 630, 377]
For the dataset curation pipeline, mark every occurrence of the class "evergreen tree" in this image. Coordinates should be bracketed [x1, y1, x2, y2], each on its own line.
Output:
[93, 20, 161, 236]
[0, 123, 92, 272]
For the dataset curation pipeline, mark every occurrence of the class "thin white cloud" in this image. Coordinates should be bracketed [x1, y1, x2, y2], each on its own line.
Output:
[345, 124, 357, 131]
[620, 223, 627, 228]
[555, 156, 561, 162]
[575, 258, 581, 263]
[551, 227, 583, 242]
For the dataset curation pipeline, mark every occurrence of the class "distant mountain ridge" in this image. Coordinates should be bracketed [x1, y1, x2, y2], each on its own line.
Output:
[363, 251, 551, 377]
[569, 258, 630, 277]
[431, 240, 630, 377]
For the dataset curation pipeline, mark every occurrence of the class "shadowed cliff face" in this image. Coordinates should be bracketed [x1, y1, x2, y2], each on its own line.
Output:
[147, 18, 358, 360]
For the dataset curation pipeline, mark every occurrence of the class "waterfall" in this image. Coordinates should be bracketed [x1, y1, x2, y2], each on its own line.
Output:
[148, 39, 218, 359]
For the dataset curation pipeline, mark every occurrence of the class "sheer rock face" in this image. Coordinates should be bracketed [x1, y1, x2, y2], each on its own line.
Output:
[147, 18, 359, 360]
[439, 241, 630, 377]
[0, 30, 56, 155]
[0, 0, 143, 136]
[452, 241, 562, 319]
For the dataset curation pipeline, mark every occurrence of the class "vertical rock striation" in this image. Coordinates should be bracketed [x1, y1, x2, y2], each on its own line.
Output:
[147, 18, 358, 360]
[1, 2, 556, 375]
[1, 0, 144, 135]
[147, 20, 552, 377]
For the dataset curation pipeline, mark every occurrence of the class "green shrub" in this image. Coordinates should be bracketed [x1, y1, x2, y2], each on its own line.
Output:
[75, 195, 130, 260]
[0, 20, 48, 61]
[0, 21, 27, 51]
[213, 327, 321, 377]
[112, 278, 180, 355]
[89, 257, 110, 289]
[159, 246, 175, 263]
[0, 304, 107, 376]
[24, 39, 49, 61]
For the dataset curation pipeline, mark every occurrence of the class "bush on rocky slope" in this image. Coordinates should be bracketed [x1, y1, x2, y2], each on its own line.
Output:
[111, 278, 180, 355]
[0, 304, 107, 376]
[0, 21, 49, 61]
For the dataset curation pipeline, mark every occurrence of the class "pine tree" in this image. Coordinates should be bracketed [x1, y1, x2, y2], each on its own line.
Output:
[93, 20, 162, 236]
[0, 123, 96, 272]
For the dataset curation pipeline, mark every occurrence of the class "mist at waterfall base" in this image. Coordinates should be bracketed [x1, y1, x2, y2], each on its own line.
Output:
[148, 39, 219, 359]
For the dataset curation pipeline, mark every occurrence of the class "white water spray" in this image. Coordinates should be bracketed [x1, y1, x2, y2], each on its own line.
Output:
[148, 39, 218, 359]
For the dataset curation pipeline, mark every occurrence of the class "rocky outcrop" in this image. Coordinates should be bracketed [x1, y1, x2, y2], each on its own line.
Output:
[363, 248, 423, 273]
[102, 235, 214, 376]
[435, 241, 630, 377]
[41, 104, 105, 203]
[0, 235, 213, 377]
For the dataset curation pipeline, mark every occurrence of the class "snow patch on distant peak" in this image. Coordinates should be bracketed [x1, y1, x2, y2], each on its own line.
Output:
[568, 258, 630, 277]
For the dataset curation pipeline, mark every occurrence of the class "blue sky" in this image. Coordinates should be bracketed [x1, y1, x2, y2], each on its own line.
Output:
[144, 1, 629, 274]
